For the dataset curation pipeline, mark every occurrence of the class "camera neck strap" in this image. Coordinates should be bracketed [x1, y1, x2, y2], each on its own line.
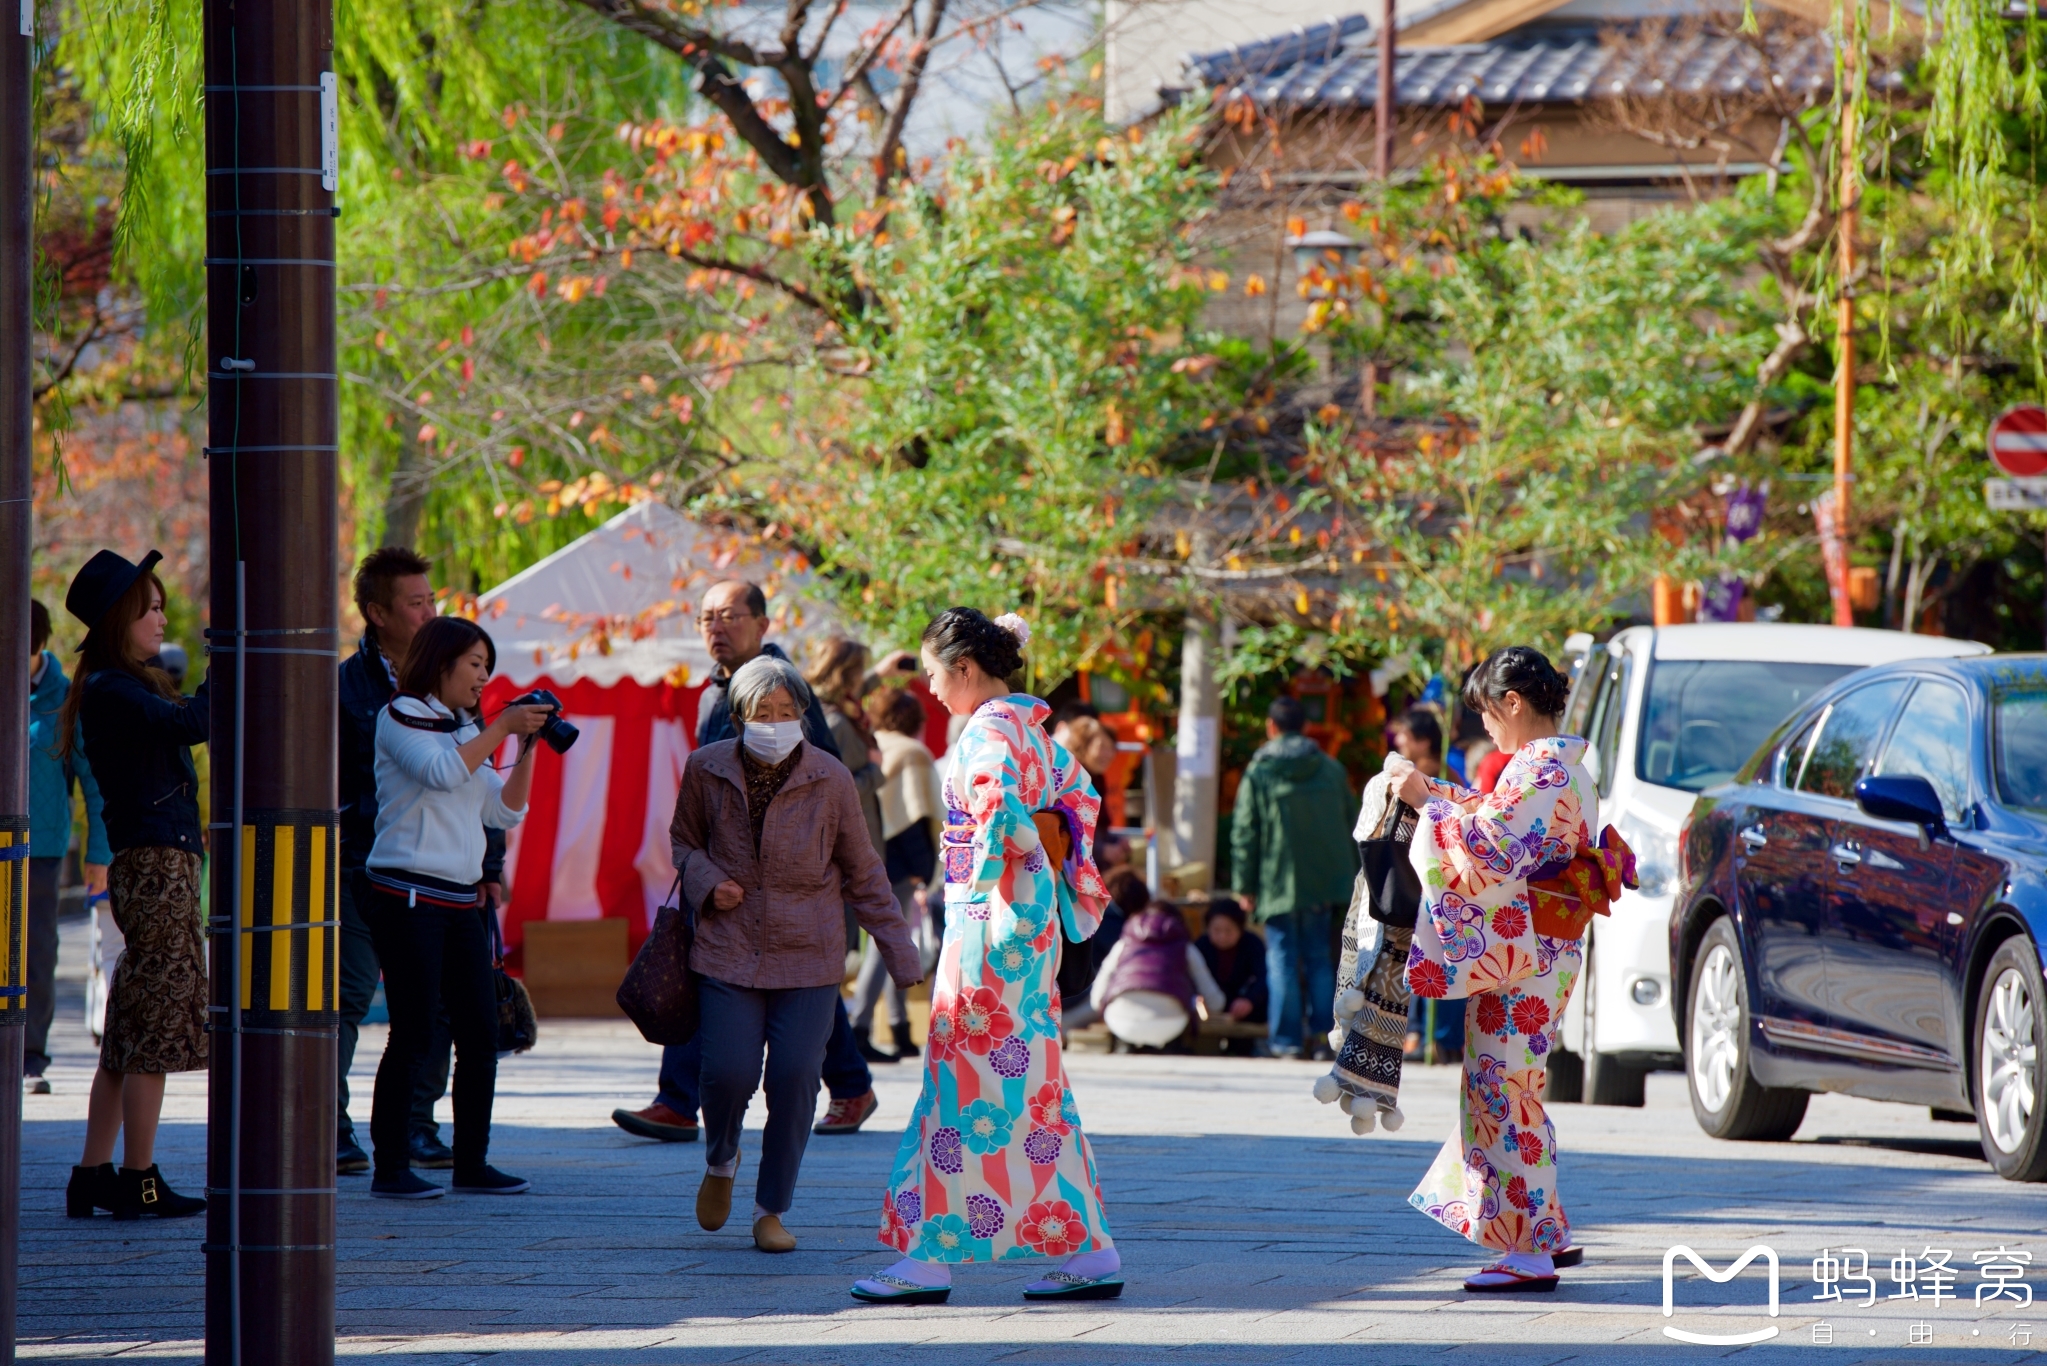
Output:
[386, 696, 472, 735]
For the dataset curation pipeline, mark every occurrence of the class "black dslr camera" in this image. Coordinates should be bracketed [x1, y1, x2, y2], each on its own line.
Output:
[509, 688, 580, 754]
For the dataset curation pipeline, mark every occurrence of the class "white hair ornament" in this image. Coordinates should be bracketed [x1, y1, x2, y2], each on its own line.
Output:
[992, 612, 1031, 645]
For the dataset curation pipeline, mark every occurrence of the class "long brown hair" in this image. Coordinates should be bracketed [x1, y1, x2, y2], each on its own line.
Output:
[56, 570, 179, 760]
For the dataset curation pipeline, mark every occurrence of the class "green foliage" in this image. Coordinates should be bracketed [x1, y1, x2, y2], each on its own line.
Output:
[754, 96, 1235, 680]
[1223, 167, 1777, 683]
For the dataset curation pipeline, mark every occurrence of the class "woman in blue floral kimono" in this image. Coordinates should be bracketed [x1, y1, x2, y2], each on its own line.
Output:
[851, 608, 1121, 1307]
[1387, 647, 1593, 1294]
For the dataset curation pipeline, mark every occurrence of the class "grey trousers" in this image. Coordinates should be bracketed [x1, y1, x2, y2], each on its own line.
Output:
[698, 977, 838, 1216]
[25, 859, 61, 1074]
[847, 879, 918, 1035]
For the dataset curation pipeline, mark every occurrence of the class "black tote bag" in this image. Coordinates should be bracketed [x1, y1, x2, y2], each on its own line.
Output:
[1359, 797, 1422, 929]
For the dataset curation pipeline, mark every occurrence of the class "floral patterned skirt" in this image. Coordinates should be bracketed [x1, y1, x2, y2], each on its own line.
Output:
[880, 882, 1114, 1262]
[101, 847, 208, 1075]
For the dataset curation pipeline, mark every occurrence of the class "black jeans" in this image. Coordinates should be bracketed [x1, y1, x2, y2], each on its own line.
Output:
[338, 869, 454, 1148]
[698, 978, 838, 1216]
[364, 887, 499, 1178]
[25, 858, 61, 1075]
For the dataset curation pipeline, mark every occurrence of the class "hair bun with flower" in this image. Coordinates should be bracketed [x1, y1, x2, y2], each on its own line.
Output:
[992, 612, 1031, 646]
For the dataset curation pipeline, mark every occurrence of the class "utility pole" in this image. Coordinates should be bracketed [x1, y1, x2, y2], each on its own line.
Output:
[1830, 26, 1858, 628]
[1375, 0, 1395, 181]
[1363, 0, 1395, 418]
[201, 0, 339, 1353]
[0, 0, 34, 1355]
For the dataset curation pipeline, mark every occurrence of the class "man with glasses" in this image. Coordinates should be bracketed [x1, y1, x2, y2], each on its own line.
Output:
[611, 579, 885, 1142]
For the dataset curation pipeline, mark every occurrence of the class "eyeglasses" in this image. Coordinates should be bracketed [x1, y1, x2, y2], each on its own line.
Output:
[697, 609, 760, 628]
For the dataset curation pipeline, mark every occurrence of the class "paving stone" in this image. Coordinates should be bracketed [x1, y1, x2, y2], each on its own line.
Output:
[19, 917, 2047, 1361]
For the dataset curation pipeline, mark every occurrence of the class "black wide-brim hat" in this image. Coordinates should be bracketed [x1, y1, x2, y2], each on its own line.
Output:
[66, 548, 164, 631]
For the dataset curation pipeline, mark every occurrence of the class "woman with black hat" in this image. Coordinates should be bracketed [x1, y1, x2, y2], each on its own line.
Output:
[57, 549, 209, 1220]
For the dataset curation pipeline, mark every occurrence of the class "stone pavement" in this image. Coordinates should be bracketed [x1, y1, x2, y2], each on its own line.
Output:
[19, 917, 2047, 1363]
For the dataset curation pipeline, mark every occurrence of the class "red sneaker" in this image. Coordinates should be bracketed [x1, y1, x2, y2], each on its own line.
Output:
[813, 1091, 879, 1135]
[611, 1102, 700, 1142]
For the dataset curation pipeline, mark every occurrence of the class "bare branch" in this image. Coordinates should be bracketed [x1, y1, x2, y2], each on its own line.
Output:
[874, 0, 948, 190]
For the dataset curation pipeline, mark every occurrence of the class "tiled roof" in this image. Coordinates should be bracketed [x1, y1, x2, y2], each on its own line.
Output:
[1185, 14, 1838, 108]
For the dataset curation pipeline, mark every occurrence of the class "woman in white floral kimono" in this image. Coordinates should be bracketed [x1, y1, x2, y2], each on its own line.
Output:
[851, 608, 1121, 1307]
[1387, 647, 1594, 1294]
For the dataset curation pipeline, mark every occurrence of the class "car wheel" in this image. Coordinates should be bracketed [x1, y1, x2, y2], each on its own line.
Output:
[1547, 1047, 1584, 1104]
[1686, 917, 1808, 1141]
[1585, 1049, 1646, 1107]
[1974, 939, 2047, 1181]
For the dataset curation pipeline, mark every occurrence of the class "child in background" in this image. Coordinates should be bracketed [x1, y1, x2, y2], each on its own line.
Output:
[1194, 899, 1267, 1054]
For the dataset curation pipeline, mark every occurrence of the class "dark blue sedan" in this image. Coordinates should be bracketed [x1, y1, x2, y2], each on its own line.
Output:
[1669, 654, 2047, 1179]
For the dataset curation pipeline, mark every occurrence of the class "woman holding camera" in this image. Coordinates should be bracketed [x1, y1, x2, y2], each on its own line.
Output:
[59, 549, 209, 1220]
[365, 616, 553, 1200]
[671, 654, 920, 1253]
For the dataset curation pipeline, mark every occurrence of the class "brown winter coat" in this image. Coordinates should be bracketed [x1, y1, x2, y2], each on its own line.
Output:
[671, 738, 920, 991]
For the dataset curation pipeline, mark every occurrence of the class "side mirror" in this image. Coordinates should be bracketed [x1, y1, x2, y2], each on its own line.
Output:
[1854, 775, 1947, 838]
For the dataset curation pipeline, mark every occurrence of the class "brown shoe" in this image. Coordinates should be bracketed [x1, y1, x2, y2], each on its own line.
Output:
[753, 1213, 797, 1253]
[696, 1172, 734, 1232]
[612, 1103, 699, 1143]
[813, 1090, 879, 1135]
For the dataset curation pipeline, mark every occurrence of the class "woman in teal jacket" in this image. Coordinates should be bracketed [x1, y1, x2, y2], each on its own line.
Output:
[26, 599, 109, 1088]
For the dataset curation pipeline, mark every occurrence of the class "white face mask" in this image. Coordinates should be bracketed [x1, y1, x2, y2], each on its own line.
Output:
[743, 719, 804, 763]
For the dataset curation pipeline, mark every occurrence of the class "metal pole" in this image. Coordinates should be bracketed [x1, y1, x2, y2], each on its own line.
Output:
[1831, 30, 1857, 629]
[1375, 0, 1394, 182]
[0, 0, 32, 1355]
[201, 0, 339, 1353]
[1363, 0, 1394, 418]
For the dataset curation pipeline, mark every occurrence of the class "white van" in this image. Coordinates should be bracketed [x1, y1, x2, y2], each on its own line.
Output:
[1549, 622, 1990, 1105]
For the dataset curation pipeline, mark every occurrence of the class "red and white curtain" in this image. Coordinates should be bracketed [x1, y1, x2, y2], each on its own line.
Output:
[481, 674, 703, 968]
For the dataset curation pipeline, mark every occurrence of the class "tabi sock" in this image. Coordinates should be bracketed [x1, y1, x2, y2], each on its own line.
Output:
[1497, 1251, 1554, 1277]
[752, 1203, 775, 1224]
[877, 1256, 951, 1288]
[1055, 1247, 1120, 1280]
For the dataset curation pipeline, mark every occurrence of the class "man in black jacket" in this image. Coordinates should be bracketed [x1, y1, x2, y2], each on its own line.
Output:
[337, 549, 504, 1173]
[610, 579, 885, 1143]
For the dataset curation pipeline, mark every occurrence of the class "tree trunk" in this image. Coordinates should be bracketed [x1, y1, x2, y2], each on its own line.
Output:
[382, 434, 429, 551]
[1882, 525, 1904, 629]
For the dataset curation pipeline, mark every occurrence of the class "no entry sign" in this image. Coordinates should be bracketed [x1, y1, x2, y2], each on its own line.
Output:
[1989, 404, 2047, 478]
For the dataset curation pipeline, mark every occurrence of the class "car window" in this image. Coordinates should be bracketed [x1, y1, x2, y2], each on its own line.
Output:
[1561, 646, 1603, 739]
[1995, 688, 2047, 815]
[1636, 660, 1855, 793]
[1581, 648, 1632, 799]
[1795, 680, 1912, 800]
[1874, 680, 1975, 822]
[1773, 714, 1820, 787]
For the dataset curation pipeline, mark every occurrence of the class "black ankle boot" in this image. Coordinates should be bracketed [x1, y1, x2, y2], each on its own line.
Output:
[113, 1165, 207, 1220]
[892, 1022, 920, 1059]
[66, 1163, 118, 1218]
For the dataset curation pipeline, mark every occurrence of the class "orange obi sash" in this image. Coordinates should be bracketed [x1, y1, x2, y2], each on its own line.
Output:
[1527, 826, 1638, 941]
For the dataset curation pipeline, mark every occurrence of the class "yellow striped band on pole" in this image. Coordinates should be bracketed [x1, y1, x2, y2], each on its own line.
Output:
[233, 818, 340, 1014]
[0, 823, 25, 1012]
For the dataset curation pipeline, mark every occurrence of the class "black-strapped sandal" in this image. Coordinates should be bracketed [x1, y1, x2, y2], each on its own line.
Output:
[1022, 1271, 1125, 1301]
[850, 1274, 952, 1306]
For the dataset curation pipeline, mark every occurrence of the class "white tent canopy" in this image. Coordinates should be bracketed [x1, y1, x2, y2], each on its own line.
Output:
[478, 500, 843, 688]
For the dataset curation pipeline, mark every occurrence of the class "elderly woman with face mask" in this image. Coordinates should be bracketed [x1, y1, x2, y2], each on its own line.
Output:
[670, 654, 921, 1254]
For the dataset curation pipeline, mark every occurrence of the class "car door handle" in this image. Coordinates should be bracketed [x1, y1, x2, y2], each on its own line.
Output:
[1739, 826, 1768, 851]
[1830, 842, 1863, 868]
